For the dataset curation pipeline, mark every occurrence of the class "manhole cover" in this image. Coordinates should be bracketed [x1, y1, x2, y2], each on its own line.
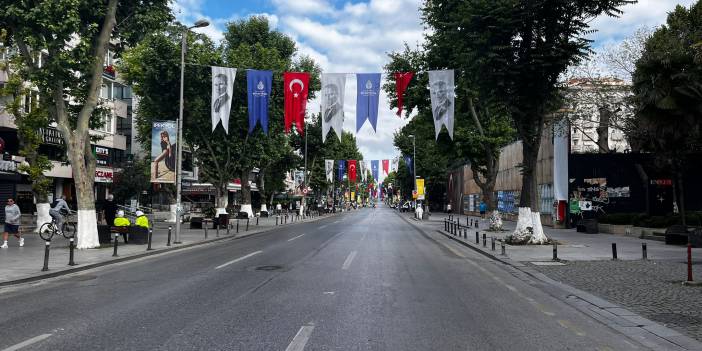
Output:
[255, 265, 283, 271]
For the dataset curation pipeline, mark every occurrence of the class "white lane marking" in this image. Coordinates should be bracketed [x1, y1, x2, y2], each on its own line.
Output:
[319, 224, 328, 229]
[2, 334, 52, 351]
[285, 325, 315, 351]
[288, 234, 305, 242]
[361, 232, 368, 241]
[342, 251, 357, 270]
[215, 251, 262, 270]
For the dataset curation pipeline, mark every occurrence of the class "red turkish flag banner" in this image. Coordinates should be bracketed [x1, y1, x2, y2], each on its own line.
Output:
[284, 72, 310, 134]
[394, 72, 414, 117]
[382, 159, 389, 177]
[348, 160, 357, 182]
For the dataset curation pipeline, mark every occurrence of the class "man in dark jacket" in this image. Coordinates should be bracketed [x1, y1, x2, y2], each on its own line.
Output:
[103, 194, 117, 226]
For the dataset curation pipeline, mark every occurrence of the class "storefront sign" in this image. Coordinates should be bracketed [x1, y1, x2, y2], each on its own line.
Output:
[650, 179, 672, 186]
[0, 160, 17, 172]
[95, 169, 114, 183]
[39, 127, 65, 145]
[94, 146, 111, 167]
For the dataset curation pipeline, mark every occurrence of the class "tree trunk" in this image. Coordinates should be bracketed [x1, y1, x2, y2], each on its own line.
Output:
[69, 134, 99, 249]
[215, 184, 228, 216]
[239, 169, 253, 218]
[519, 138, 539, 209]
[596, 107, 611, 153]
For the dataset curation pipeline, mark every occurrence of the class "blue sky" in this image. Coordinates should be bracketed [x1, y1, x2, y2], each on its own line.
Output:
[174, 0, 696, 162]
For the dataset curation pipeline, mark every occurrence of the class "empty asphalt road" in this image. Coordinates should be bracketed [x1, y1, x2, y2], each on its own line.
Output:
[0, 206, 651, 350]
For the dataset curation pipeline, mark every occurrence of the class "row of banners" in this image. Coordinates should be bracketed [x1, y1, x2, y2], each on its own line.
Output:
[209, 67, 456, 141]
[324, 157, 414, 183]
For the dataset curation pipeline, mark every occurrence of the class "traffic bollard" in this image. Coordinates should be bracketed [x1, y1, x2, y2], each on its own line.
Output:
[167, 226, 172, 246]
[642, 242, 647, 260]
[444, 219, 448, 231]
[687, 244, 693, 282]
[475, 220, 479, 229]
[476, 231, 479, 244]
[470, 219, 473, 226]
[246, 218, 249, 231]
[41, 240, 51, 271]
[612, 243, 618, 260]
[463, 228, 467, 239]
[285, 215, 288, 224]
[276, 216, 279, 226]
[553, 242, 558, 261]
[216, 223, 220, 237]
[236, 220, 239, 234]
[501, 241, 506, 255]
[256, 216, 259, 226]
[113, 233, 119, 257]
[68, 237, 76, 266]
[483, 233, 487, 247]
[466, 217, 469, 226]
[147, 229, 154, 250]
[491, 237, 496, 251]
[204, 224, 208, 240]
[227, 221, 231, 235]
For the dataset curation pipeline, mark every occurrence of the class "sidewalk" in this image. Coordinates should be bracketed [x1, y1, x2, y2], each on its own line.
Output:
[406, 211, 702, 346]
[0, 212, 330, 286]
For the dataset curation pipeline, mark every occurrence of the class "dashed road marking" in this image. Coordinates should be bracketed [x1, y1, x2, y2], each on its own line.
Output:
[342, 251, 357, 270]
[285, 325, 315, 351]
[288, 234, 305, 242]
[557, 319, 586, 337]
[2, 334, 52, 351]
[215, 251, 262, 270]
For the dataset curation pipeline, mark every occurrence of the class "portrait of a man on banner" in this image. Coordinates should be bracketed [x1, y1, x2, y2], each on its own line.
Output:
[429, 69, 455, 140]
[150, 120, 177, 183]
[211, 66, 236, 133]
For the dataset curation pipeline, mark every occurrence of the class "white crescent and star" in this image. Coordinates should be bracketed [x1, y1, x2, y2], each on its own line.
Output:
[289, 79, 304, 98]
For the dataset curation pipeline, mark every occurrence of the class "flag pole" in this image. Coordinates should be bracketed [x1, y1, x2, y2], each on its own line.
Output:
[302, 128, 307, 216]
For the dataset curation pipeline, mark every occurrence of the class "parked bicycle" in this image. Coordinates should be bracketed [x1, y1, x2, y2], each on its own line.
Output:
[39, 212, 75, 241]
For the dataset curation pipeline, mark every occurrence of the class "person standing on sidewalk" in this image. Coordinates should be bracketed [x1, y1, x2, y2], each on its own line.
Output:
[2, 198, 22, 248]
[479, 201, 487, 219]
[103, 194, 117, 226]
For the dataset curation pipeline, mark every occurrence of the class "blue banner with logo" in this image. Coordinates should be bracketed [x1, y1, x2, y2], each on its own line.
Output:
[403, 155, 413, 175]
[371, 160, 379, 182]
[337, 160, 346, 181]
[356, 73, 381, 132]
[247, 70, 273, 135]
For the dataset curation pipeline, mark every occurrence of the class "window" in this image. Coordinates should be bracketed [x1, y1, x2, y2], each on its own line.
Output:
[97, 112, 113, 134]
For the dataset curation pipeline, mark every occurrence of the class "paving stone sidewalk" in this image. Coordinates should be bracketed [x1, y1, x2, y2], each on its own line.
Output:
[0, 212, 330, 285]
[413, 211, 702, 344]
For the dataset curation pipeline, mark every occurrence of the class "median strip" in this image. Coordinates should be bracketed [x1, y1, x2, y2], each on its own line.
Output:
[215, 251, 262, 270]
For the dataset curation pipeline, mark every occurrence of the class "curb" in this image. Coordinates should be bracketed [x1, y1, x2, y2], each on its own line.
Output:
[395, 211, 702, 351]
[0, 212, 338, 288]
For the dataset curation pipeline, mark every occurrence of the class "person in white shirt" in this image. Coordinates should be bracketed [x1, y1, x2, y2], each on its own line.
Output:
[2, 198, 22, 248]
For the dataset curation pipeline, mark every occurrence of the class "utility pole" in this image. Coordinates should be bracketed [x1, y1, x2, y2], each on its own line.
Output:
[175, 20, 209, 245]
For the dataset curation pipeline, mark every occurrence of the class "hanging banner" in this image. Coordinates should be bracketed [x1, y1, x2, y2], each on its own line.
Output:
[416, 178, 425, 200]
[211, 66, 236, 133]
[382, 159, 389, 178]
[359, 160, 367, 182]
[284, 72, 310, 135]
[390, 158, 399, 174]
[371, 160, 379, 182]
[247, 69, 273, 135]
[325, 159, 334, 182]
[356, 73, 381, 132]
[428, 69, 455, 140]
[150, 120, 177, 183]
[348, 160, 357, 182]
[337, 160, 346, 181]
[404, 155, 413, 175]
[394, 72, 414, 117]
[321, 73, 346, 142]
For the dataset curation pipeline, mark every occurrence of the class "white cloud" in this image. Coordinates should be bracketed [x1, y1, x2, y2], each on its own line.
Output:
[271, 0, 333, 15]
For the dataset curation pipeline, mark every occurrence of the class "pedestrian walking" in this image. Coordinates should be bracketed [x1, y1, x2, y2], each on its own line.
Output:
[2, 198, 22, 248]
[479, 201, 487, 219]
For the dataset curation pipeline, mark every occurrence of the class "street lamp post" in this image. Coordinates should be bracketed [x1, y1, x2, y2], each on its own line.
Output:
[409, 134, 416, 195]
[175, 19, 209, 244]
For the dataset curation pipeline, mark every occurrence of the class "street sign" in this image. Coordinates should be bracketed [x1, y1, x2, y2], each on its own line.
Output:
[303, 188, 308, 195]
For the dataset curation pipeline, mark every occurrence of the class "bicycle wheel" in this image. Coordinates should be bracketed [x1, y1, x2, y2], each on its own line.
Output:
[39, 223, 55, 241]
[62, 222, 75, 239]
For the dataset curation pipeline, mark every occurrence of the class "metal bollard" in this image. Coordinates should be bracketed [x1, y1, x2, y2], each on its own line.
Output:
[553, 242, 558, 261]
[68, 237, 76, 266]
[204, 224, 208, 240]
[167, 226, 172, 246]
[276, 216, 279, 226]
[501, 241, 506, 255]
[470, 219, 473, 226]
[227, 221, 231, 235]
[483, 233, 487, 247]
[41, 240, 51, 271]
[256, 216, 259, 226]
[475, 220, 479, 228]
[246, 218, 249, 231]
[642, 242, 647, 260]
[445, 219, 448, 231]
[236, 220, 239, 234]
[147, 228, 154, 250]
[466, 217, 469, 226]
[463, 228, 467, 239]
[216, 222, 220, 237]
[113, 233, 119, 257]
[491, 237, 496, 251]
[687, 244, 693, 282]
[285, 215, 288, 224]
[476, 231, 479, 244]
[612, 243, 618, 260]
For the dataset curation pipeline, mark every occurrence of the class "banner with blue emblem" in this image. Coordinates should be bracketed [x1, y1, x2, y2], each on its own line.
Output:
[247, 70, 273, 135]
[356, 73, 381, 132]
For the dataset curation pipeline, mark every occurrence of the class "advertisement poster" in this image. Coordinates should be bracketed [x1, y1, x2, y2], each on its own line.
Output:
[150, 120, 177, 183]
[416, 178, 425, 200]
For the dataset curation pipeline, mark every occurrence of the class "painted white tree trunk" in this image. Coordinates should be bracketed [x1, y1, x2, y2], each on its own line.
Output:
[529, 211, 549, 244]
[240, 204, 253, 218]
[512, 207, 533, 241]
[76, 210, 100, 249]
[260, 204, 268, 213]
[167, 204, 178, 223]
[35, 203, 52, 232]
[215, 208, 228, 216]
[299, 205, 304, 216]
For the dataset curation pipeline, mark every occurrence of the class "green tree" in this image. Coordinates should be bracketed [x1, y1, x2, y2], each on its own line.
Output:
[0, 0, 172, 248]
[631, 2, 702, 228]
[111, 157, 151, 205]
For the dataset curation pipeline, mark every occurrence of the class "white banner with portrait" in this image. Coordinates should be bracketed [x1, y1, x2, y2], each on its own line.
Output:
[321, 73, 346, 142]
[211, 66, 237, 134]
[325, 159, 334, 182]
[428, 70, 455, 140]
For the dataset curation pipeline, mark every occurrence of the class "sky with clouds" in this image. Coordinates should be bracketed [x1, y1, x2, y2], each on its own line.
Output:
[173, 0, 696, 162]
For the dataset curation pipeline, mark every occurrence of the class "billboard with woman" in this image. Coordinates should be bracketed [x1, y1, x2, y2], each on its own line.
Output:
[151, 120, 177, 183]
